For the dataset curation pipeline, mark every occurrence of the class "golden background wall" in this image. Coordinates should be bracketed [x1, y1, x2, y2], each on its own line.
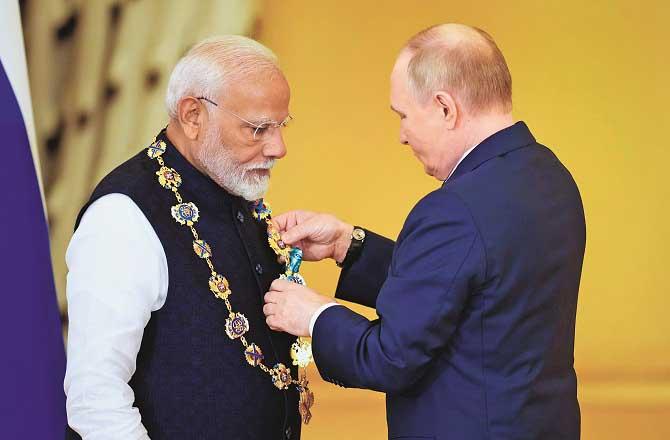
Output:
[23, 0, 668, 438]
[257, 1, 670, 438]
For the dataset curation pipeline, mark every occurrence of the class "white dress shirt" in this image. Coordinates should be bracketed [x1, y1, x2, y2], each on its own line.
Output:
[64, 193, 168, 440]
[308, 144, 478, 337]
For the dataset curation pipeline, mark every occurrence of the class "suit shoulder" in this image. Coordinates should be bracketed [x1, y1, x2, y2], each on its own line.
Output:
[93, 149, 154, 196]
[406, 186, 474, 226]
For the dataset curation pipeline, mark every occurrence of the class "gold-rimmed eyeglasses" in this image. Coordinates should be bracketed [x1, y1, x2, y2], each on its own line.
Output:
[197, 96, 293, 141]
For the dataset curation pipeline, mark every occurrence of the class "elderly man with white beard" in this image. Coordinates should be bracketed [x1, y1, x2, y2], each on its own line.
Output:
[64, 36, 311, 440]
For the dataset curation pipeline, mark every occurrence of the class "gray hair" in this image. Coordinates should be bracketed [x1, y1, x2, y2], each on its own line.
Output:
[165, 35, 280, 119]
[404, 24, 512, 114]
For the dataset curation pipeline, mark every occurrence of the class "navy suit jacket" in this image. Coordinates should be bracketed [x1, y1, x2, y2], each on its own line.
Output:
[313, 122, 586, 439]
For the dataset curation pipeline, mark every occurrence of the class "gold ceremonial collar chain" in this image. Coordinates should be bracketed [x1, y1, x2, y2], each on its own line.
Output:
[147, 135, 315, 424]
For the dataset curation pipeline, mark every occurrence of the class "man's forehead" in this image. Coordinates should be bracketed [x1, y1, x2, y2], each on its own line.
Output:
[227, 77, 288, 101]
[393, 50, 413, 70]
[390, 53, 412, 88]
[223, 77, 290, 120]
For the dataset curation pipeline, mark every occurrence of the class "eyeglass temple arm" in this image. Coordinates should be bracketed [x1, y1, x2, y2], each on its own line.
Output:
[196, 96, 218, 106]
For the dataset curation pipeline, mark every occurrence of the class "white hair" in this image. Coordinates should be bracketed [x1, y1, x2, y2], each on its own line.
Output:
[165, 35, 280, 119]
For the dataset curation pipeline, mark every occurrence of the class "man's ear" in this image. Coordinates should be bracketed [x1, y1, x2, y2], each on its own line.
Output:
[178, 97, 203, 140]
[435, 91, 458, 130]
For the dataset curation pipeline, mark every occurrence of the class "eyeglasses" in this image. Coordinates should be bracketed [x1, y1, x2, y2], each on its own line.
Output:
[197, 97, 293, 141]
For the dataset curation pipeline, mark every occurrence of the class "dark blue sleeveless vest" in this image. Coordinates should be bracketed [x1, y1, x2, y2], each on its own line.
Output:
[66, 130, 300, 440]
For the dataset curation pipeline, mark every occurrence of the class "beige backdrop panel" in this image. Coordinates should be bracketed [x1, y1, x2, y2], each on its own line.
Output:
[22, 0, 262, 313]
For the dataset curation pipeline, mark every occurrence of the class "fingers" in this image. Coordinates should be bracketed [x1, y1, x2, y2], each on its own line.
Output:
[264, 291, 283, 331]
[282, 216, 325, 244]
[264, 293, 283, 331]
[274, 210, 314, 233]
[269, 278, 292, 292]
[263, 302, 277, 317]
[264, 290, 281, 304]
[281, 223, 307, 245]
[273, 212, 292, 232]
[266, 315, 280, 331]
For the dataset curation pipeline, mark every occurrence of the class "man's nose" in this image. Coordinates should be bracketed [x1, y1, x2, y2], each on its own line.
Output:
[264, 130, 287, 159]
[399, 130, 409, 145]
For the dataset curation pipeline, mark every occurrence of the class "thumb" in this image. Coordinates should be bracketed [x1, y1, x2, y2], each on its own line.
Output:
[273, 212, 293, 232]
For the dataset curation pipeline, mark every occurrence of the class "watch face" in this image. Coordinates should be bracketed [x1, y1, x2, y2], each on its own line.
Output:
[352, 228, 366, 241]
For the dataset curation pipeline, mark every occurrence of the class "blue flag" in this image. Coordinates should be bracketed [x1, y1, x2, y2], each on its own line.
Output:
[0, 1, 67, 437]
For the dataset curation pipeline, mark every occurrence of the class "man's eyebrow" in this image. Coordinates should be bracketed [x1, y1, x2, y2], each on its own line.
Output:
[246, 116, 274, 126]
[390, 105, 405, 116]
[256, 113, 292, 125]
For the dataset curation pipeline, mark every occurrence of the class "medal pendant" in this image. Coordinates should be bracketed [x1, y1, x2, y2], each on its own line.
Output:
[297, 378, 315, 424]
[290, 339, 313, 368]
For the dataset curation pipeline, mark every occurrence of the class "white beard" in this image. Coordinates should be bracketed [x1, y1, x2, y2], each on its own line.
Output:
[196, 127, 274, 201]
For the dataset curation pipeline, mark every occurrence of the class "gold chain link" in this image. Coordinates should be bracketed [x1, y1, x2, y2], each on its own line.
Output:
[148, 138, 312, 397]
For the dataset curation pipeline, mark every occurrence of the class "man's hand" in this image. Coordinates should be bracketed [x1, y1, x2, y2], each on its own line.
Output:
[263, 279, 334, 337]
[273, 210, 353, 263]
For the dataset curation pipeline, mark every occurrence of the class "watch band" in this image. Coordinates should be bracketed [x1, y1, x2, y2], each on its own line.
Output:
[337, 226, 366, 268]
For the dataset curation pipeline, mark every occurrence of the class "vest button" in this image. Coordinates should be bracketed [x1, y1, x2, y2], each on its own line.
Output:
[236, 211, 245, 223]
[255, 264, 263, 275]
[285, 426, 292, 439]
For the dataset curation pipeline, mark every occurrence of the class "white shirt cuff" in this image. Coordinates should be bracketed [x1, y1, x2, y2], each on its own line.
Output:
[309, 302, 341, 337]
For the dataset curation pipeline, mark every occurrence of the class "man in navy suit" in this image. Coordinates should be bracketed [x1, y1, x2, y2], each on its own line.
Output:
[263, 23, 585, 439]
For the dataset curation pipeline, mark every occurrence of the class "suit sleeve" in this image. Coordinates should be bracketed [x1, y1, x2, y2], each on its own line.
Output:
[312, 191, 485, 394]
[334, 230, 395, 308]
